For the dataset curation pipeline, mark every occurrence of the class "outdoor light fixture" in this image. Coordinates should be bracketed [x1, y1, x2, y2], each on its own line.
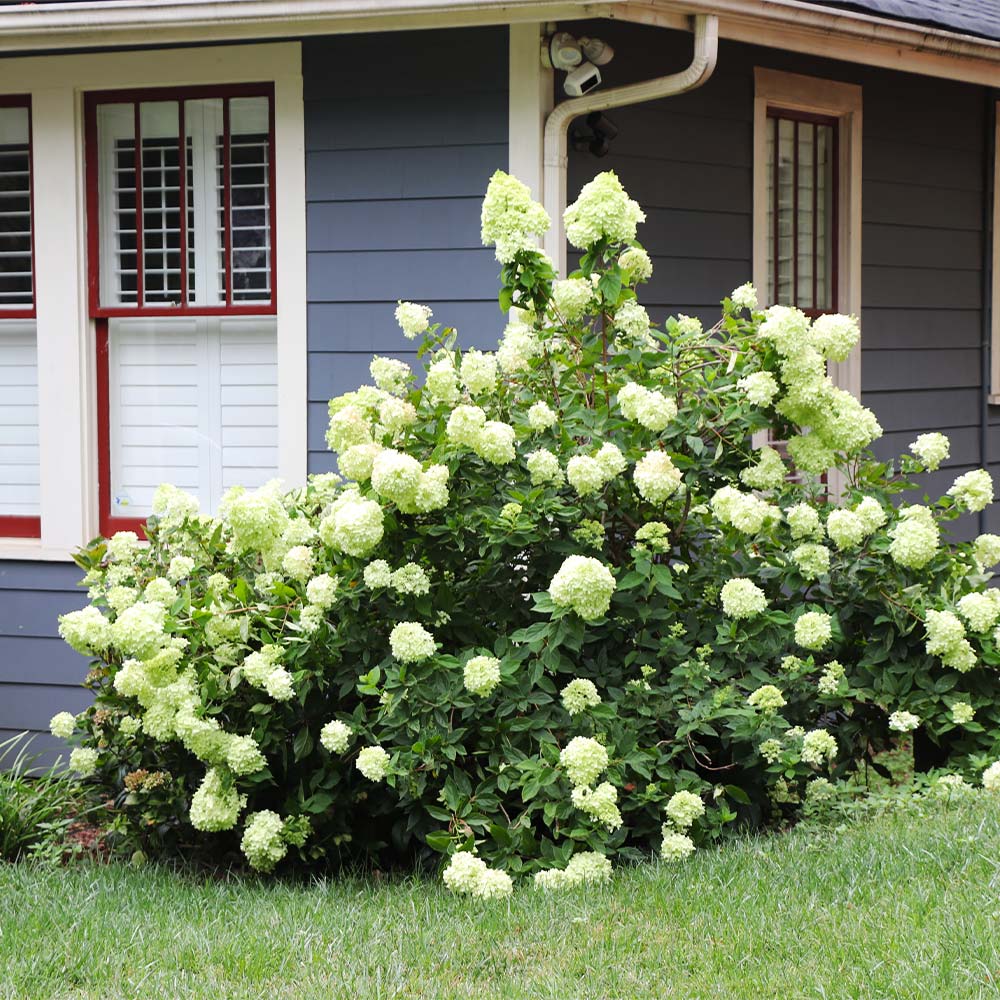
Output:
[542, 30, 615, 96]
[571, 111, 619, 157]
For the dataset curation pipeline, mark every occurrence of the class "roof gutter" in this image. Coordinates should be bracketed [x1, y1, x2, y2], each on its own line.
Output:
[542, 11, 718, 271]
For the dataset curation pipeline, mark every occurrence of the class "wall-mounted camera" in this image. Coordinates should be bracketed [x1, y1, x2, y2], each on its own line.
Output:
[542, 30, 614, 97]
[564, 62, 602, 97]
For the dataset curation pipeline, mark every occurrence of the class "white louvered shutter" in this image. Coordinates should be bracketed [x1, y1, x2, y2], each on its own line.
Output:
[0, 320, 39, 516]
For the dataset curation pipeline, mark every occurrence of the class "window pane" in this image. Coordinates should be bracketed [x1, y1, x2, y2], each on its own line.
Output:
[0, 107, 32, 309]
[227, 97, 272, 304]
[776, 117, 794, 306]
[97, 103, 137, 306]
[107, 315, 277, 517]
[765, 111, 837, 314]
[139, 102, 182, 305]
[185, 98, 224, 307]
[0, 320, 39, 515]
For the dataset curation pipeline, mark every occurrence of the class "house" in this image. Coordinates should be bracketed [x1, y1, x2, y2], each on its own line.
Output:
[0, 0, 997, 755]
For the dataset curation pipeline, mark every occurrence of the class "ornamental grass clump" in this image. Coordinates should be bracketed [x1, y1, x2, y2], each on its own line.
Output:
[54, 169, 1000, 890]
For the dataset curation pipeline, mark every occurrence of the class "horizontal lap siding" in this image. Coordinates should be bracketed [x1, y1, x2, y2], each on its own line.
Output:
[565, 25, 989, 536]
[0, 561, 88, 753]
[303, 28, 508, 475]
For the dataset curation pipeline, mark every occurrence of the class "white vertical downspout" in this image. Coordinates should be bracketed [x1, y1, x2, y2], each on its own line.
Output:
[542, 12, 719, 273]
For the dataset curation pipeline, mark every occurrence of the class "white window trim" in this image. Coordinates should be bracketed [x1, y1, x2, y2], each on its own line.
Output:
[752, 67, 862, 497]
[989, 100, 1000, 404]
[0, 43, 306, 561]
[508, 22, 553, 205]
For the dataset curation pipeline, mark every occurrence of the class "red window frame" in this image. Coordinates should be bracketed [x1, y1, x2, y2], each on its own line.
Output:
[0, 94, 39, 539]
[766, 105, 839, 318]
[85, 83, 277, 538]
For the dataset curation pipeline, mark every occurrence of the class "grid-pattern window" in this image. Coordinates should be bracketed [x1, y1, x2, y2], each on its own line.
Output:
[765, 108, 838, 316]
[0, 98, 38, 538]
[87, 87, 276, 534]
[91, 89, 274, 312]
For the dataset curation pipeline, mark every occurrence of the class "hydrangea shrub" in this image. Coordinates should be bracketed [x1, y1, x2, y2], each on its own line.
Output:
[54, 169, 1000, 887]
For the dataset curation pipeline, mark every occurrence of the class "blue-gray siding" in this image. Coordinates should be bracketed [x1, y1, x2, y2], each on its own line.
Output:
[0, 561, 88, 761]
[304, 27, 509, 474]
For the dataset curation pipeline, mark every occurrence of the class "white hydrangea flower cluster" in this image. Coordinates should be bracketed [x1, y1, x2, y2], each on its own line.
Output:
[496, 319, 544, 374]
[563, 170, 645, 249]
[739, 446, 786, 491]
[974, 533, 1000, 570]
[355, 745, 391, 782]
[189, 768, 246, 832]
[151, 483, 200, 527]
[617, 383, 677, 432]
[888, 710, 920, 733]
[425, 356, 460, 404]
[951, 701, 975, 725]
[551, 278, 595, 321]
[459, 349, 498, 396]
[956, 590, 1000, 633]
[794, 611, 833, 651]
[924, 609, 976, 673]
[826, 497, 885, 551]
[526, 448, 564, 486]
[571, 781, 622, 830]
[49, 711, 76, 739]
[711, 486, 781, 535]
[737, 370, 779, 408]
[817, 660, 845, 696]
[786, 503, 822, 541]
[58, 606, 113, 656]
[730, 282, 758, 312]
[561, 678, 601, 716]
[747, 684, 786, 713]
[613, 300, 655, 349]
[389, 622, 436, 663]
[69, 747, 99, 775]
[800, 729, 838, 766]
[560, 736, 609, 789]
[480, 170, 550, 263]
[446, 405, 516, 465]
[394, 301, 433, 339]
[241, 645, 294, 703]
[619, 246, 653, 284]
[888, 505, 940, 570]
[320, 719, 353, 754]
[755, 305, 880, 472]
[305, 573, 338, 609]
[660, 829, 695, 862]
[240, 810, 288, 871]
[369, 355, 411, 396]
[909, 432, 950, 471]
[464, 655, 502, 697]
[791, 542, 830, 581]
[549, 555, 616, 621]
[947, 469, 994, 513]
[567, 444, 626, 497]
[982, 761, 1000, 792]
[719, 578, 768, 620]
[527, 401, 558, 432]
[533, 851, 612, 890]
[442, 850, 513, 898]
[634, 451, 682, 505]
[665, 790, 705, 830]
[221, 481, 289, 556]
[318, 491, 385, 557]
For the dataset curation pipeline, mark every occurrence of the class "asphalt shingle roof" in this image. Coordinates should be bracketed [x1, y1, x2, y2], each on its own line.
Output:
[800, 0, 1000, 42]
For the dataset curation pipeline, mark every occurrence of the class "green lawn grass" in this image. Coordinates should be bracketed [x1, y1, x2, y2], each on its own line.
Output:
[3, 796, 1000, 1000]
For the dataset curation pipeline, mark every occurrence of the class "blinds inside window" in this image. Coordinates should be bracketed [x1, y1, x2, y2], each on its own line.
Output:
[96, 94, 272, 310]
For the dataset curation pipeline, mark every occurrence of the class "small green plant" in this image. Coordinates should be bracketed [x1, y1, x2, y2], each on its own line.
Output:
[0, 733, 85, 861]
[50, 169, 1000, 891]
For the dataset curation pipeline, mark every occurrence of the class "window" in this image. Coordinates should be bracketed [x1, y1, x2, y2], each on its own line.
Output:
[0, 97, 38, 538]
[753, 70, 862, 491]
[765, 108, 838, 316]
[86, 85, 278, 535]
